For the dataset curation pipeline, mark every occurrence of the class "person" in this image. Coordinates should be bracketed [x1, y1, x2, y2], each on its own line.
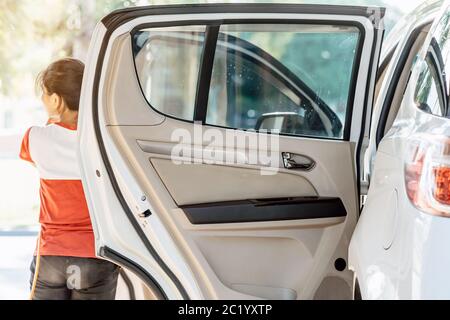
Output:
[19, 58, 119, 300]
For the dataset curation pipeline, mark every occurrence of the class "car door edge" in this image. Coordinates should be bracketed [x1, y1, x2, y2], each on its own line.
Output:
[91, 3, 386, 300]
[92, 17, 190, 301]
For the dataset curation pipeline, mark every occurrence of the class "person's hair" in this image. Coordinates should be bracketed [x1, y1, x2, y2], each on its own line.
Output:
[36, 58, 85, 111]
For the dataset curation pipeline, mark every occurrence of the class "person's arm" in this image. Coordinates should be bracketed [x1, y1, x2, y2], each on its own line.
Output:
[19, 127, 35, 167]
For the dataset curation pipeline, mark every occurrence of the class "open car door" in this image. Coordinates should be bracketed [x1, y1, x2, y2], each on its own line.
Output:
[78, 3, 384, 300]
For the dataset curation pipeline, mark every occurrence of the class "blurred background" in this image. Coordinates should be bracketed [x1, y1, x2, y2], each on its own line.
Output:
[0, 0, 426, 299]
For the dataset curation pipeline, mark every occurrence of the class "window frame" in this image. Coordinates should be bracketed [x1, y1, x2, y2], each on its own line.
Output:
[374, 21, 432, 147]
[130, 19, 365, 141]
[423, 53, 447, 115]
[414, 37, 449, 118]
[426, 37, 448, 115]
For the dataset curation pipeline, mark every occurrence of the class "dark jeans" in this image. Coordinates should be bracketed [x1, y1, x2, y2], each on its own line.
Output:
[29, 255, 119, 300]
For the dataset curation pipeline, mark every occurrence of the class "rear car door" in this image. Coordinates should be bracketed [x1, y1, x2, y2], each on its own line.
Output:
[78, 3, 384, 299]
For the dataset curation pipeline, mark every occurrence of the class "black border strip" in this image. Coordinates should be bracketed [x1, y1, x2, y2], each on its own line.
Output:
[101, 246, 167, 300]
[376, 44, 397, 83]
[118, 266, 136, 300]
[194, 25, 219, 123]
[181, 197, 347, 224]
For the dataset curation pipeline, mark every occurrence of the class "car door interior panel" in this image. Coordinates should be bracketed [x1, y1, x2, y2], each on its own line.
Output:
[150, 158, 318, 205]
[79, 3, 384, 299]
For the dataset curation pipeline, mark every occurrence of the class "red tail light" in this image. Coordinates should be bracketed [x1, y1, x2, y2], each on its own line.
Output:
[433, 166, 450, 205]
[405, 135, 450, 217]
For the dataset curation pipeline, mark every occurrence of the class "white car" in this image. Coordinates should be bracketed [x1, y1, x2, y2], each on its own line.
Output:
[350, 0, 450, 299]
[76, 1, 450, 299]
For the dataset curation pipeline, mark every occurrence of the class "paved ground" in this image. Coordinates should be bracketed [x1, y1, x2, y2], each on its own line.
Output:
[0, 230, 38, 300]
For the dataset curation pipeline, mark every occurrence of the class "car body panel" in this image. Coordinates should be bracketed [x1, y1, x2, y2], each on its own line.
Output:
[349, 0, 450, 299]
[363, 0, 442, 182]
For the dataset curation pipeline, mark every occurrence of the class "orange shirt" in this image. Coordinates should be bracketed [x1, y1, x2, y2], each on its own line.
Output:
[19, 122, 96, 258]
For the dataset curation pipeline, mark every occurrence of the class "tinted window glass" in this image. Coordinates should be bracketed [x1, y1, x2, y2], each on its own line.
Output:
[132, 23, 361, 139]
[206, 24, 360, 138]
[133, 26, 206, 120]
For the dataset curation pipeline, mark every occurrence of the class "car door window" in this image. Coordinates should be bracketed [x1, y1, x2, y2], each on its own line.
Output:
[131, 23, 362, 139]
[133, 26, 206, 120]
[206, 23, 360, 139]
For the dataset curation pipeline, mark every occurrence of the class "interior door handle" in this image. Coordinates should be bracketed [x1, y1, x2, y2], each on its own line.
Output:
[282, 152, 315, 170]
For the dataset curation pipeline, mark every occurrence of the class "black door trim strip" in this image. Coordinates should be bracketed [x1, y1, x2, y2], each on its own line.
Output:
[118, 267, 136, 300]
[194, 24, 219, 123]
[101, 246, 167, 300]
[181, 197, 347, 224]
